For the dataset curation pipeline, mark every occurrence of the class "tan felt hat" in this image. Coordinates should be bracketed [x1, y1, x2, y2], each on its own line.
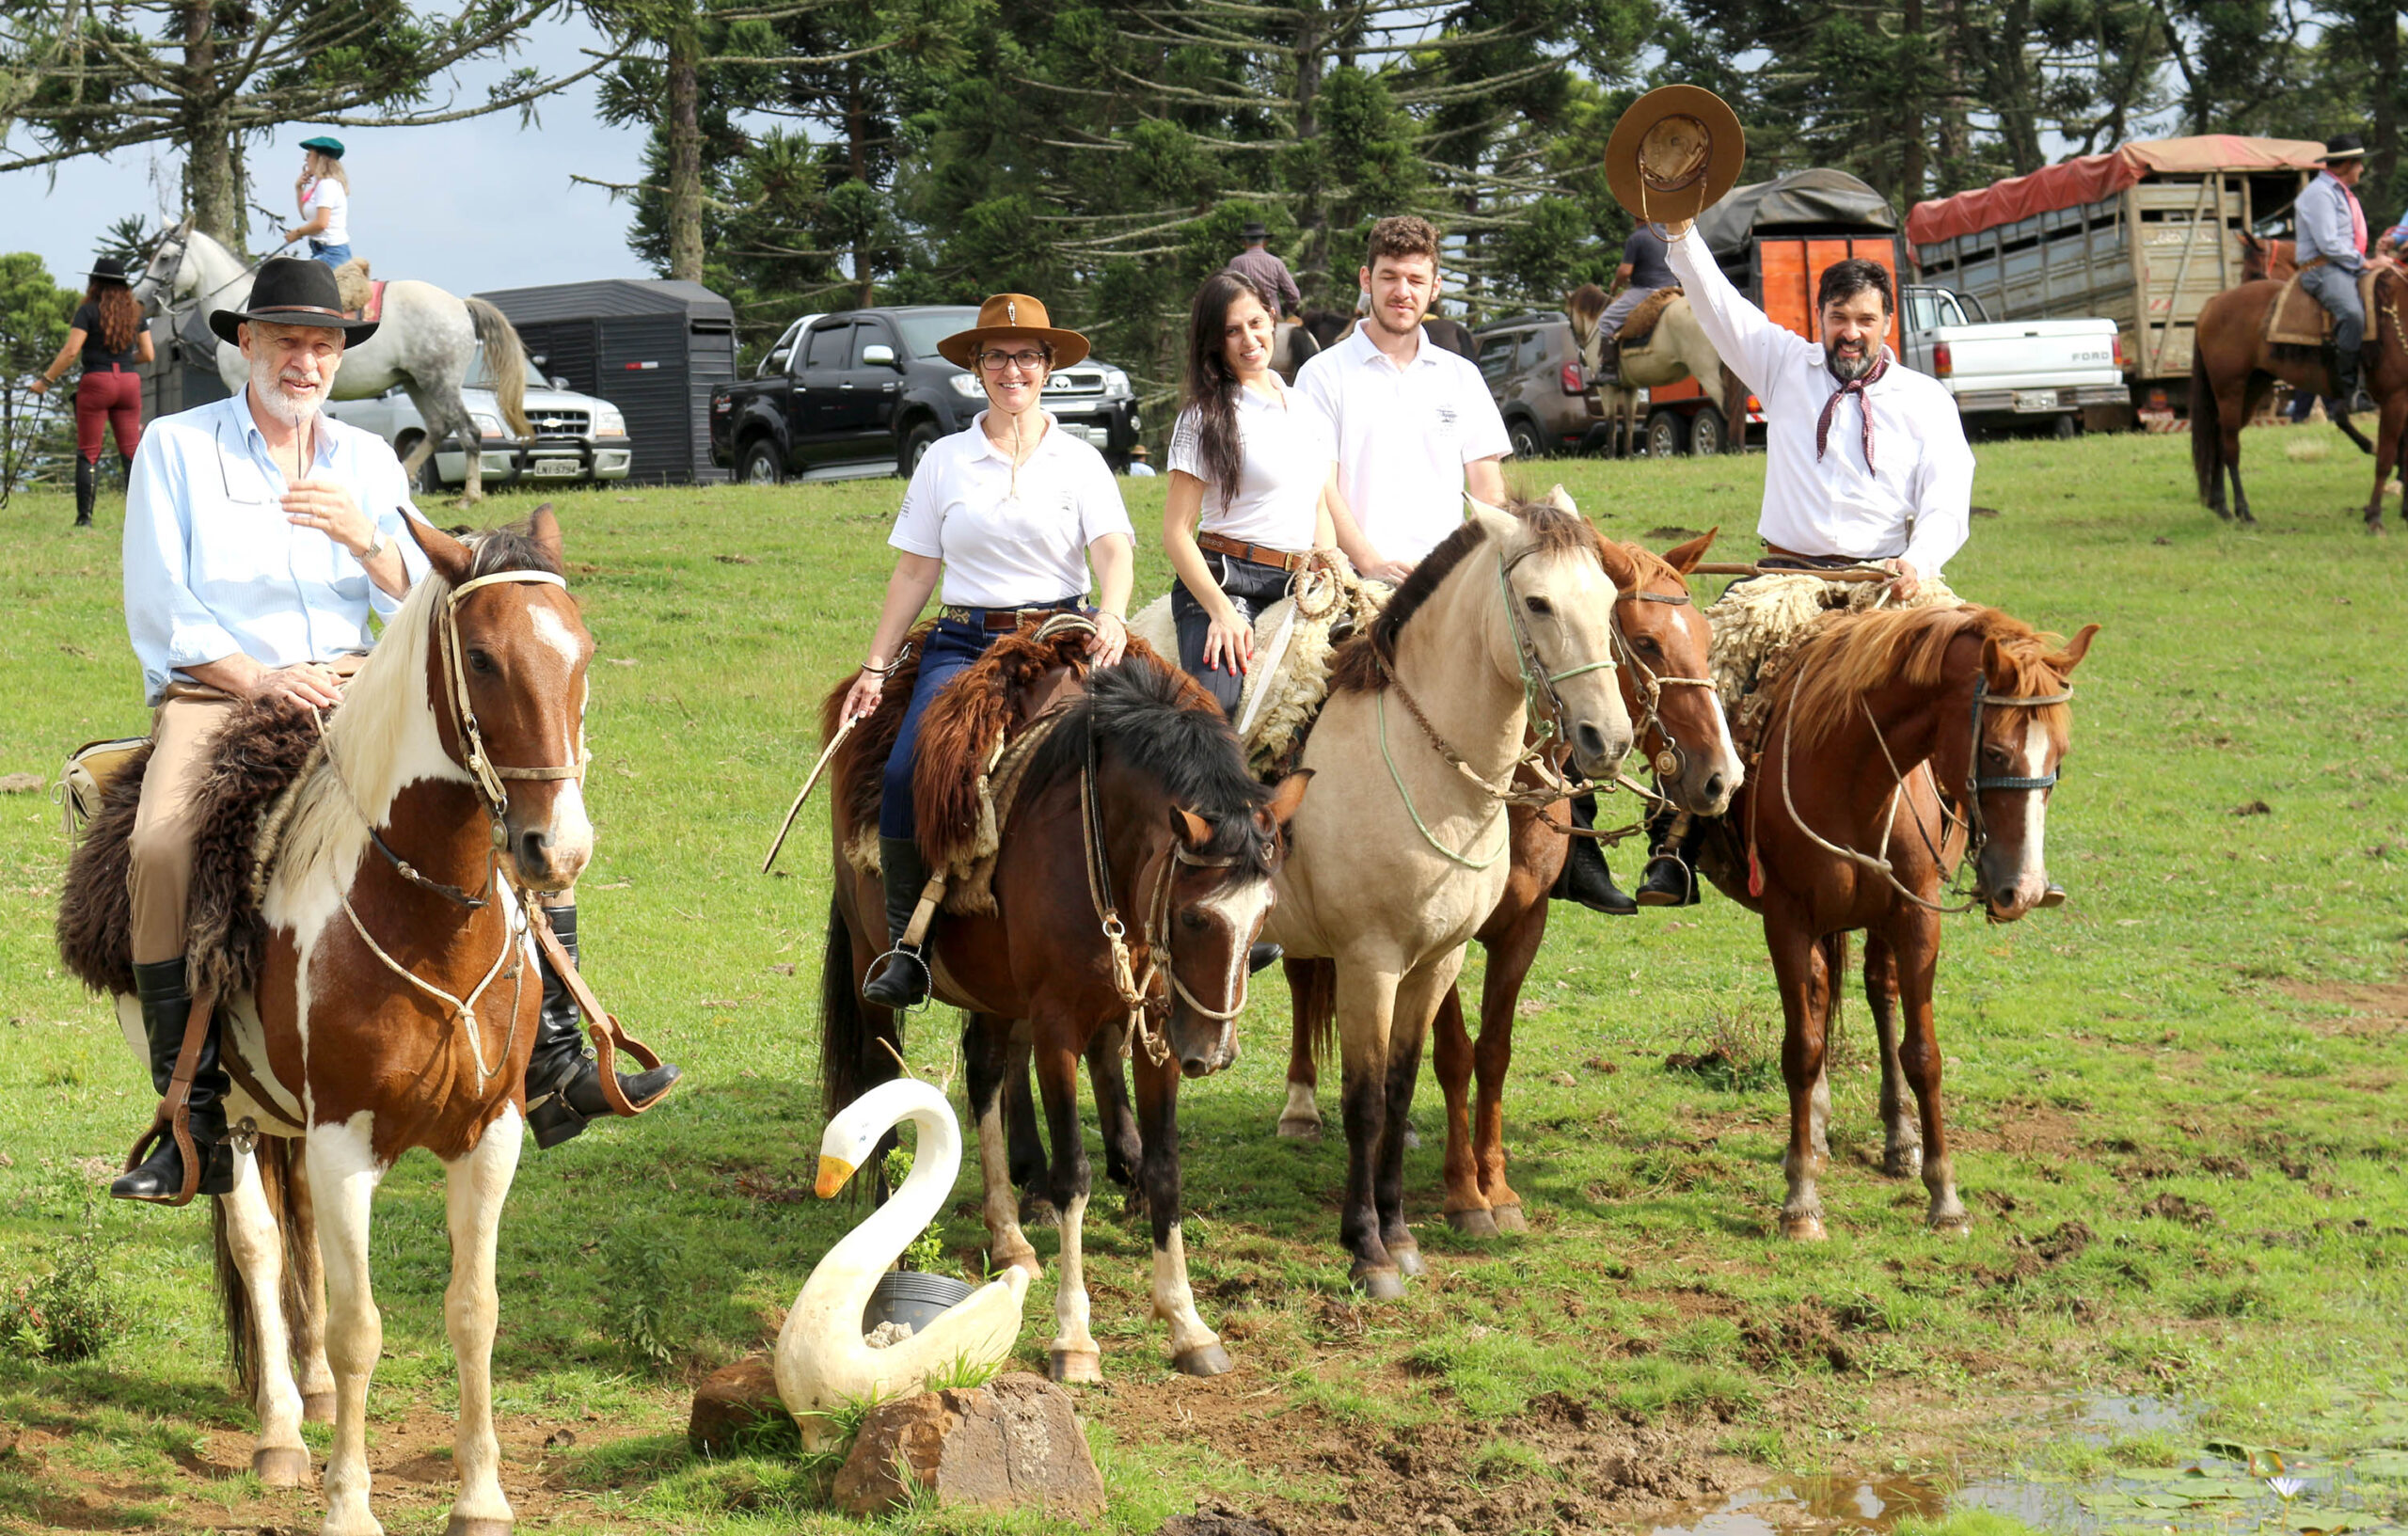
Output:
[1605, 85, 1748, 225]
[936, 293, 1092, 370]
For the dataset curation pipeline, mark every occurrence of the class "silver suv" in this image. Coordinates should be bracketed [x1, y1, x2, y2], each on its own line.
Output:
[324, 345, 634, 492]
[1473, 314, 1604, 459]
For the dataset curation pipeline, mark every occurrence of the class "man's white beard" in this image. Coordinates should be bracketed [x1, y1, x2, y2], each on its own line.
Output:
[249, 353, 325, 428]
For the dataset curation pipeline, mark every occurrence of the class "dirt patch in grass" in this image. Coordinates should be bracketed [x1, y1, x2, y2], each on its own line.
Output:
[2276, 977, 2408, 1037]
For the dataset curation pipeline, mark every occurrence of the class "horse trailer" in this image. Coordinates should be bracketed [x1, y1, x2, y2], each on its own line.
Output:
[475, 279, 738, 484]
[1907, 136, 2324, 415]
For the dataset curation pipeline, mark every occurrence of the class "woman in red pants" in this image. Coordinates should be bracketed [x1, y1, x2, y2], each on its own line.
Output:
[29, 256, 154, 528]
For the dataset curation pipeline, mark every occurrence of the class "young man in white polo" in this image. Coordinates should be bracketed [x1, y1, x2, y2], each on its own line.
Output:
[1295, 216, 1634, 912]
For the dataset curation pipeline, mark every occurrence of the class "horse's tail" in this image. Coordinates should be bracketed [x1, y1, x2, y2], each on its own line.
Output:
[213, 1136, 321, 1403]
[1817, 932, 1850, 1046]
[818, 895, 896, 1119]
[1290, 956, 1338, 1075]
[467, 297, 533, 438]
[2191, 340, 2221, 504]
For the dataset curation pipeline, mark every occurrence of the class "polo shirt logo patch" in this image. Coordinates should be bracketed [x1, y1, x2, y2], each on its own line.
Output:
[1434, 405, 1458, 432]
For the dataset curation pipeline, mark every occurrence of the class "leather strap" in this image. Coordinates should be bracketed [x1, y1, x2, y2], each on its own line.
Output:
[1198, 531, 1305, 574]
[120, 985, 218, 1207]
[528, 909, 671, 1118]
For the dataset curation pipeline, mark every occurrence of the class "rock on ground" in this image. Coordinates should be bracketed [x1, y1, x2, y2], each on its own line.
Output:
[832, 1371, 1104, 1515]
[687, 1355, 788, 1455]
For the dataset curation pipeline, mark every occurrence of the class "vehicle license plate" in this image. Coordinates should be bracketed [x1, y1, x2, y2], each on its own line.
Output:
[531, 458, 580, 477]
[2011, 390, 2058, 413]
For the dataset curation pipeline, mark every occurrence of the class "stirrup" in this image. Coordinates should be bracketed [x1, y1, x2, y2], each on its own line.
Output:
[2036, 883, 2067, 910]
[863, 943, 931, 1008]
[1636, 851, 1694, 907]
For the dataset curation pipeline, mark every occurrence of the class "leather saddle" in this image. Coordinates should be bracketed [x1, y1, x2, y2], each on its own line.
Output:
[331, 259, 386, 325]
[2265, 268, 2380, 348]
[1616, 287, 1686, 352]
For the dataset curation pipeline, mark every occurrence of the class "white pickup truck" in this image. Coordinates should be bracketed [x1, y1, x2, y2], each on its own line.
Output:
[1900, 285, 2127, 435]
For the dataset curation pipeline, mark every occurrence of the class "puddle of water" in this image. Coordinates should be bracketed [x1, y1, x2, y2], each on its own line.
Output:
[1648, 1390, 2408, 1536]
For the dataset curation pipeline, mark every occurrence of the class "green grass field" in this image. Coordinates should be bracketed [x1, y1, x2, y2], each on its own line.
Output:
[1, 428, 2403, 1536]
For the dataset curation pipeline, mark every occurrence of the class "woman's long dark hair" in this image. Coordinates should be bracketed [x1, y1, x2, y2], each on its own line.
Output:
[1181, 271, 1277, 513]
[84, 277, 140, 355]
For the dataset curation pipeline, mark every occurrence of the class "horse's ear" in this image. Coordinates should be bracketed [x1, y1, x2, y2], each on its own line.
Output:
[1663, 526, 1719, 573]
[2048, 623, 2100, 675]
[1979, 635, 2010, 686]
[1170, 806, 1212, 850]
[529, 501, 564, 567]
[405, 514, 475, 587]
[1465, 495, 1517, 546]
[1544, 483, 1578, 515]
[1593, 533, 1640, 593]
[1264, 769, 1312, 829]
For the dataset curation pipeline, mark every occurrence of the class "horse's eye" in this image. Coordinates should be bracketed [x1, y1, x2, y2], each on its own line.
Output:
[1524, 595, 1554, 617]
[1637, 636, 1661, 653]
[467, 649, 497, 674]
[1180, 911, 1207, 932]
[1983, 744, 2009, 764]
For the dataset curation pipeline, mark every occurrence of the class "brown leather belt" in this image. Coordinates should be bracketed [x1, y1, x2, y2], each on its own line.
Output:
[2298, 255, 2330, 271]
[942, 600, 1080, 632]
[1762, 544, 1892, 568]
[1198, 530, 1305, 574]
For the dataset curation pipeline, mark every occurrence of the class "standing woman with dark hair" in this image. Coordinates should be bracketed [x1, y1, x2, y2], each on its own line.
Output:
[28, 255, 155, 529]
[1163, 270, 1337, 718]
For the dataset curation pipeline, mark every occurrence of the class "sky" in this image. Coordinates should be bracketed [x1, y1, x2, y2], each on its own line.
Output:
[0, 13, 657, 297]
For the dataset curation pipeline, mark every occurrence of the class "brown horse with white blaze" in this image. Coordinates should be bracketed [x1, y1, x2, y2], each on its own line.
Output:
[1700, 605, 2097, 1241]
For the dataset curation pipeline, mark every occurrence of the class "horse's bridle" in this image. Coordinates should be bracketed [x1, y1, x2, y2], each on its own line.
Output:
[1610, 581, 1717, 784]
[438, 569, 592, 817]
[1958, 674, 2071, 855]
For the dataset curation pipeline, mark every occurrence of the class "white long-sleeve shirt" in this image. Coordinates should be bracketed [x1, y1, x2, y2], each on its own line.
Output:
[1665, 229, 1973, 578]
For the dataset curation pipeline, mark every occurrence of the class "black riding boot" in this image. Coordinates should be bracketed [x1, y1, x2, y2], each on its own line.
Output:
[1593, 339, 1622, 386]
[2331, 358, 2362, 431]
[112, 958, 238, 1201]
[524, 904, 682, 1149]
[1248, 942, 1283, 974]
[73, 458, 95, 528]
[862, 836, 935, 1008]
[1554, 793, 1637, 915]
[1637, 805, 1704, 907]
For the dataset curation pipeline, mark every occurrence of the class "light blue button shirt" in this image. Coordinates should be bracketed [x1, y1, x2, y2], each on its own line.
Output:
[122, 392, 431, 705]
[2294, 172, 2365, 273]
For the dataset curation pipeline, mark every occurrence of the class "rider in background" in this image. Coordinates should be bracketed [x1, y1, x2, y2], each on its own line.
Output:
[27, 254, 155, 530]
[1589, 225, 1679, 385]
[1226, 221, 1304, 322]
[2293, 135, 2370, 423]
[284, 137, 353, 268]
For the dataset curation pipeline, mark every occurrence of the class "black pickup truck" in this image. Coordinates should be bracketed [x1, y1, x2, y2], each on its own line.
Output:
[708, 305, 1143, 483]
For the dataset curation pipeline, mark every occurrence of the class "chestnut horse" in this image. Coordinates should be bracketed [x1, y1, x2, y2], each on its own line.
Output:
[1275, 528, 1747, 1239]
[1697, 605, 2097, 1240]
[818, 642, 1307, 1379]
[2190, 263, 2408, 530]
[160, 510, 615, 1536]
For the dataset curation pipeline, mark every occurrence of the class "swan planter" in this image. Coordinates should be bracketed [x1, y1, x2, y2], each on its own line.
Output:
[775, 1078, 1031, 1448]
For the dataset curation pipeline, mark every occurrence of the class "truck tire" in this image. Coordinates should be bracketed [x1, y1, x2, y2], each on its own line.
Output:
[1506, 414, 1545, 462]
[900, 420, 943, 476]
[737, 438, 784, 486]
[2050, 413, 2079, 440]
[1645, 408, 1689, 459]
[1689, 406, 1726, 457]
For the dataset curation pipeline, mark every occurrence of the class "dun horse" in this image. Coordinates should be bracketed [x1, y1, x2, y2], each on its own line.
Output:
[2190, 263, 2408, 530]
[135, 221, 533, 503]
[819, 640, 1307, 1378]
[1568, 284, 1748, 457]
[1259, 497, 1633, 1295]
[1700, 605, 2096, 1239]
[1277, 528, 1745, 1238]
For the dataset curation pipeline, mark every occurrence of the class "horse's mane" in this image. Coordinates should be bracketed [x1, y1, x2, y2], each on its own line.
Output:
[1613, 538, 1687, 595]
[1019, 656, 1277, 876]
[1784, 605, 2074, 754]
[1327, 499, 1599, 694]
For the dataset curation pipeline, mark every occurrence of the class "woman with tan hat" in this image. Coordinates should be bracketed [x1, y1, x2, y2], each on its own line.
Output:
[840, 293, 1135, 1007]
[28, 254, 156, 529]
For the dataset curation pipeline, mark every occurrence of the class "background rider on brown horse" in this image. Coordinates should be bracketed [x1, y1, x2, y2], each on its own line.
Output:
[2293, 135, 2375, 423]
[1648, 214, 1975, 904]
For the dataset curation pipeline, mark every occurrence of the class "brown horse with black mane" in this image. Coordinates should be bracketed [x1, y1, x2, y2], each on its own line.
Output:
[1697, 604, 2096, 1240]
[818, 630, 1307, 1379]
[2191, 261, 2408, 530]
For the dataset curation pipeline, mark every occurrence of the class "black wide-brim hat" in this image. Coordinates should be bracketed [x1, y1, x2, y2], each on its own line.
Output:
[1605, 85, 1748, 225]
[87, 255, 129, 284]
[209, 256, 377, 346]
[2323, 133, 2367, 163]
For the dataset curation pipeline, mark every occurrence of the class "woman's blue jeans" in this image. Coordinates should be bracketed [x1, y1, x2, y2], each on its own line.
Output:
[879, 620, 998, 840]
[308, 241, 353, 267]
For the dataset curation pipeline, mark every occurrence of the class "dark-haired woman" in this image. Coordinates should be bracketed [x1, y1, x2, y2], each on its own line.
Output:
[1163, 271, 1336, 718]
[29, 255, 155, 529]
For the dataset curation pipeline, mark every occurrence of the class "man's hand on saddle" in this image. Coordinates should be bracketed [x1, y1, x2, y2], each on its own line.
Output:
[283, 480, 377, 558]
[1202, 608, 1257, 677]
[252, 661, 344, 712]
[1086, 611, 1129, 669]
[1883, 559, 1924, 602]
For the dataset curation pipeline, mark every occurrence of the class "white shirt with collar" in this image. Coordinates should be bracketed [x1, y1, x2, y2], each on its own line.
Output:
[889, 410, 1134, 609]
[1666, 229, 1972, 578]
[122, 392, 430, 705]
[1166, 379, 1333, 552]
[1295, 321, 1511, 566]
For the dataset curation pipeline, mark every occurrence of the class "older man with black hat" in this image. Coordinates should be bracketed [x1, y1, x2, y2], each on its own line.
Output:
[2295, 134, 2373, 420]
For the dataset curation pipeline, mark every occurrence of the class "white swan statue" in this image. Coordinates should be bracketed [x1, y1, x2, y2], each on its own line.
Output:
[774, 1077, 1032, 1448]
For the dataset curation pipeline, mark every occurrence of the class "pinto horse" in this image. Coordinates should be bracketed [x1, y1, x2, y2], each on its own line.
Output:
[1699, 605, 2097, 1240]
[2190, 263, 2408, 530]
[819, 642, 1307, 1379]
[1275, 527, 1747, 1239]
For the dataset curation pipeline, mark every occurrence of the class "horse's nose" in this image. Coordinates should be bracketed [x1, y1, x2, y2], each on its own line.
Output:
[1700, 768, 1727, 805]
[519, 827, 553, 869]
[1575, 721, 1608, 764]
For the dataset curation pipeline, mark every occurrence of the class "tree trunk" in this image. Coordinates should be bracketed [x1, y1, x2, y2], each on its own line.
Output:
[847, 61, 871, 309]
[1901, 0, 1925, 206]
[665, 18, 705, 283]
[1293, 2, 1328, 306]
[179, 0, 243, 249]
[2368, 0, 2400, 211]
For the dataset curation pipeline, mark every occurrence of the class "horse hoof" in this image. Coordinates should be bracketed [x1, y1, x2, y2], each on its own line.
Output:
[1049, 1348, 1103, 1385]
[1018, 1195, 1059, 1227]
[1402, 1125, 1421, 1150]
[1782, 1213, 1829, 1242]
[1447, 1207, 1499, 1238]
[1390, 1245, 1425, 1277]
[1488, 1203, 1529, 1235]
[1172, 1343, 1234, 1377]
[251, 1446, 313, 1486]
[1928, 1213, 1972, 1238]
[1883, 1148, 1925, 1180]
[1352, 1267, 1407, 1302]
[444, 1518, 514, 1536]
[1275, 1116, 1322, 1141]
[302, 1391, 337, 1424]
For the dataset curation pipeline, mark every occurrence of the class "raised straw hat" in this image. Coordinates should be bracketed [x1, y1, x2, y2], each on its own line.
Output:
[1605, 85, 1747, 226]
[936, 293, 1091, 371]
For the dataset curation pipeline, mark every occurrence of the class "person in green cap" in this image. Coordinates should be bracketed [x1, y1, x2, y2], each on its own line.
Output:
[284, 136, 352, 267]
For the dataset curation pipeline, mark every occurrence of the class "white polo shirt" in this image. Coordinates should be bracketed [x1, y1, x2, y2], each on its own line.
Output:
[1295, 323, 1511, 565]
[889, 410, 1134, 609]
[302, 177, 349, 245]
[1166, 380, 1333, 553]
